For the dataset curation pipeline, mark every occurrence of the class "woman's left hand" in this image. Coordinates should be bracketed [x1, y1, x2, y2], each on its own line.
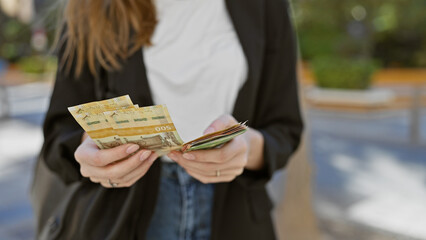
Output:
[167, 114, 261, 184]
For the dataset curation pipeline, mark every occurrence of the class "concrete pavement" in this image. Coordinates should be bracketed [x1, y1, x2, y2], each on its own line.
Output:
[310, 111, 426, 239]
[0, 82, 49, 239]
[0, 82, 425, 239]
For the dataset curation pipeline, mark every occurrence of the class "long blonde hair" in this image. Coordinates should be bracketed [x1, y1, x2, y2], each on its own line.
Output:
[57, 0, 157, 77]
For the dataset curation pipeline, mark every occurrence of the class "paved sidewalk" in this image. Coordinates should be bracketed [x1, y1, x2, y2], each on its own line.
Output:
[310, 109, 426, 240]
[0, 120, 37, 239]
[0, 82, 425, 239]
[0, 82, 49, 239]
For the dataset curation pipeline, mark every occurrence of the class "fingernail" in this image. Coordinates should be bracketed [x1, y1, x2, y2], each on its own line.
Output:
[140, 151, 151, 161]
[126, 144, 140, 154]
[183, 153, 195, 160]
[204, 127, 215, 135]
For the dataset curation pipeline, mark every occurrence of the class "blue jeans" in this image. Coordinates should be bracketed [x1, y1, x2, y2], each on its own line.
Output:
[146, 162, 214, 240]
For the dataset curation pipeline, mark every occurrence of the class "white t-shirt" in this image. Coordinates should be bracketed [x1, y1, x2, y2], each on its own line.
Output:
[144, 0, 247, 143]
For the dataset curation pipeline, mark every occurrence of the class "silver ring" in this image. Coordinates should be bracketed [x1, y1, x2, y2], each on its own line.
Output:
[216, 170, 221, 177]
[108, 179, 118, 188]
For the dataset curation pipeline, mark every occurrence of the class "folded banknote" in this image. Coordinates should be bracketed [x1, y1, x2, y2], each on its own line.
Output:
[68, 95, 247, 156]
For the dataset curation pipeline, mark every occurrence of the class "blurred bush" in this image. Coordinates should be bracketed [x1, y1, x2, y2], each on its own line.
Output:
[292, 0, 426, 68]
[0, 16, 32, 62]
[17, 55, 57, 74]
[312, 57, 377, 89]
[1, 1, 58, 76]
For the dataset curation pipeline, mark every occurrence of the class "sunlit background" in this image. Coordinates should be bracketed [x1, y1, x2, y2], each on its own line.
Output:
[0, 0, 425, 239]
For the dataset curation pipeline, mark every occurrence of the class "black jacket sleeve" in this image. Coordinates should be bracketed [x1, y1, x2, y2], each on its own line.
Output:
[253, 0, 303, 179]
[40, 46, 99, 184]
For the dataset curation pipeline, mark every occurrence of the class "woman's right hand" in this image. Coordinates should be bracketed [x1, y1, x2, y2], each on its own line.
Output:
[74, 133, 158, 188]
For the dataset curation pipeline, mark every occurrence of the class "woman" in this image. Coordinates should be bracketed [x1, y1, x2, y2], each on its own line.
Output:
[32, 0, 303, 239]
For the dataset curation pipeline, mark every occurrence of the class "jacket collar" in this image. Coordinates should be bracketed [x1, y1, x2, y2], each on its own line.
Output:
[225, 0, 265, 122]
[226, 0, 265, 93]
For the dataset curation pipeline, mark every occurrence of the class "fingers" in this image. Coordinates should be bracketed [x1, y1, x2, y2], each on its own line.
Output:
[104, 149, 153, 179]
[168, 136, 248, 184]
[203, 114, 238, 134]
[171, 136, 246, 164]
[181, 163, 243, 178]
[98, 153, 158, 188]
[89, 177, 101, 183]
[81, 149, 153, 179]
[112, 153, 158, 187]
[75, 137, 141, 167]
[100, 181, 112, 188]
[185, 168, 239, 184]
[171, 152, 245, 176]
[75, 136, 159, 188]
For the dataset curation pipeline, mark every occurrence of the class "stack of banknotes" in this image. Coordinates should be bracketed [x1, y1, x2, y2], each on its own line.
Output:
[68, 95, 247, 156]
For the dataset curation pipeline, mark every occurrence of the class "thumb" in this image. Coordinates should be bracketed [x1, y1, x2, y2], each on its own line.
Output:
[203, 126, 216, 135]
[203, 114, 237, 135]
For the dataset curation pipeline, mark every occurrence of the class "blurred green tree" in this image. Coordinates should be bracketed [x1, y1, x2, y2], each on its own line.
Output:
[0, 1, 58, 74]
[292, 0, 426, 68]
[0, 11, 32, 62]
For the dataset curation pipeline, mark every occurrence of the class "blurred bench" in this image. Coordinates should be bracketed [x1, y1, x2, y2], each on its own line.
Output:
[301, 66, 426, 145]
[374, 69, 426, 145]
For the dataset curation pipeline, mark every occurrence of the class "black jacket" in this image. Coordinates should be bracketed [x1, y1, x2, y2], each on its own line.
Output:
[33, 0, 303, 239]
